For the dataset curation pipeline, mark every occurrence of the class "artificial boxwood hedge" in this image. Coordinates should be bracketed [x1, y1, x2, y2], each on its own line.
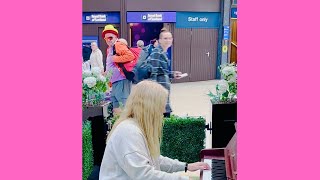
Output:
[161, 116, 206, 163]
[83, 120, 93, 180]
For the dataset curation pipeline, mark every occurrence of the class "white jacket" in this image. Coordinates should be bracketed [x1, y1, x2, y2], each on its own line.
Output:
[89, 48, 104, 72]
[99, 119, 189, 180]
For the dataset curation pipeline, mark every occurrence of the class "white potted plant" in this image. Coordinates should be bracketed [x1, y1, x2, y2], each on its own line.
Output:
[82, 66, 112, 107]
[208, 63, 237, 104]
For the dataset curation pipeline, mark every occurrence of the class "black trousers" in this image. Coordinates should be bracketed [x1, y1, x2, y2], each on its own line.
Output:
[163, 112, 171, 118]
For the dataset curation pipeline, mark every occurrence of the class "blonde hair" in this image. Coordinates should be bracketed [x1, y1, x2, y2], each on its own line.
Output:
[107, 80, 168, 158]
[117, 38, 128, 46]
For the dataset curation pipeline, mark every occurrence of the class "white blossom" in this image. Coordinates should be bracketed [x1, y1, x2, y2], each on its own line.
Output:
[209, 63, 237, 104]
[228, 73, 237, 83]
[221, 66, 236, 78]
[84, 77, 97, 88]
[97, 75, 106, 82]
[216, 80, 229, 95]
[82, 70, 92, 78]
[92, 67, 101, 76]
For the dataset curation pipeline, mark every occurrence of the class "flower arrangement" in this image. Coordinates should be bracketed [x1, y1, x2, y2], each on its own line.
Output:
[208, 63, 237, 104]
[82, 65, 112, 107]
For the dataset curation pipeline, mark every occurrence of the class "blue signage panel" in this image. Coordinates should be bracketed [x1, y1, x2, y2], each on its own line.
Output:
[82, 12, 120, 24]
[231, 8, 237, 19]
[176, 12, 220, 28]
[223, 26, 230, 40]
[127, 12, 176, 23]
[82, 36, 98, 44]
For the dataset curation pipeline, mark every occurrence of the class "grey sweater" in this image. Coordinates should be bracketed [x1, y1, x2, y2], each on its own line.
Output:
[99, 119, 189, 180]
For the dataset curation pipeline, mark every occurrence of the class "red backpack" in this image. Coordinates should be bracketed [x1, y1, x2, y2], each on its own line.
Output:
[113, 43, 141, 81]
[124, 47, 141, 71]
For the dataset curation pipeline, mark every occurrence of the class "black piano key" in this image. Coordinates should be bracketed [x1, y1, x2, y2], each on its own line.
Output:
[211, 159, 226, 180]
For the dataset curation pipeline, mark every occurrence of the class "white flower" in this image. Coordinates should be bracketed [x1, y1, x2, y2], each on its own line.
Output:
[221, 66, 236, 78]
[208, 63, 237, 104]
[228, 73, 237, 83]
[84, 77, 97, 88]
[92, 67, 101, 76]
[216, 80, 229, 95]
[97, 75, 106, 82]
[82, 70, 92, 77]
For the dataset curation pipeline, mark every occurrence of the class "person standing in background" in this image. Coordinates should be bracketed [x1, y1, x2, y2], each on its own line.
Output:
[88, 42, 104, 72]
[103, 24, 135, 115]
[148, 28, 183, 118]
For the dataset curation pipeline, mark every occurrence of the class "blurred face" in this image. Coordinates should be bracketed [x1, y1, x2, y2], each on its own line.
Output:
[104, 33, 117, 47]
[91, 43, 97, 51]
[159, 32, 173, 50]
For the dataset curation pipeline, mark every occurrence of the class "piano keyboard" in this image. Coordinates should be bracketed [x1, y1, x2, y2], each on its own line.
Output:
[202, 159, 227, 180]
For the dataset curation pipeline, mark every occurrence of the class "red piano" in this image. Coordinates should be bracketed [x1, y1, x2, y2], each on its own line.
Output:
[200, 133, 237, 180]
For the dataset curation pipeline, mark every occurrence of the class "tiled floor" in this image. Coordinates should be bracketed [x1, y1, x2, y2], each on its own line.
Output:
[170, 80, 219, 149]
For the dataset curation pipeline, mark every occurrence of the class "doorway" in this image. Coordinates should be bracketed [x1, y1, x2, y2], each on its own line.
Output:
[129, 23, 163, 48]
[173, 28, 218, 83]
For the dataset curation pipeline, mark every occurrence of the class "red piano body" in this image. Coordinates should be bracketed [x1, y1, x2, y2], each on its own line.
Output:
[200, 133, 237, 180]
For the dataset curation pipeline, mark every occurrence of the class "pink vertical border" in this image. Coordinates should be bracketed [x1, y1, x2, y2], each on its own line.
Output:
[0, 0, 82, 179]
[240, 0, 320, 179]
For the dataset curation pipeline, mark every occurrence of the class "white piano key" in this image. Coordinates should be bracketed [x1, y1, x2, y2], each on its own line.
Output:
[202, 159, 212, 180]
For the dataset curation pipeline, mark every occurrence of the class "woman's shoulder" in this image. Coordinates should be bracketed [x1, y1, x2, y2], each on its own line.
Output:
[114, 119, 142, 136]
[108, 120, 146, 148]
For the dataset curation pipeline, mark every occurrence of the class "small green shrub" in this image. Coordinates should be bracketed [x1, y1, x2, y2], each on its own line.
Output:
[82, 120, 93, 180]
[161, 115, 206, 163]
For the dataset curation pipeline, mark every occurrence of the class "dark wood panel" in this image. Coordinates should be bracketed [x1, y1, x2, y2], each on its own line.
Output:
[172, 28, 192, 83]
[83, 0, 120, 12]
[190, 29, 217, 81]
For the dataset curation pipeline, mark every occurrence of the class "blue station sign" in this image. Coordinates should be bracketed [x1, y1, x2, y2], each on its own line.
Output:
[127, 12, 176, 23]
[176, 12, 220, 28]
[82, 12, 120, 24]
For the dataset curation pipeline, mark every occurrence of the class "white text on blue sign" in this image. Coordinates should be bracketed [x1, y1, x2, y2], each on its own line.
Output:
[86, 14, 107, 22]
[143, 14, 163, 21]
[188, 17, 209, 22]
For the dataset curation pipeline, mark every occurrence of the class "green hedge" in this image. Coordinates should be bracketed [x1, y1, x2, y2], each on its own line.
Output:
[108, 115, 206, 163]
[82, 120, 93, 180]
[161, 116, 206, 163]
